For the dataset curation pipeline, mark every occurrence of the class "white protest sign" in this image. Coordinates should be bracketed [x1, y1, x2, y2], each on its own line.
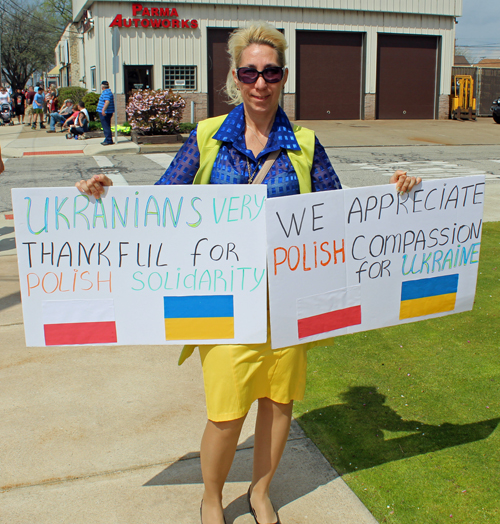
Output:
[12, 185, 268, 347]
[266, 176, 485, 349]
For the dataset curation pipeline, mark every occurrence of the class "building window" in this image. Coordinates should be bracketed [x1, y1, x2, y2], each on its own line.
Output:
[163, 66, 197, 90]
[90, 67, 96, 91]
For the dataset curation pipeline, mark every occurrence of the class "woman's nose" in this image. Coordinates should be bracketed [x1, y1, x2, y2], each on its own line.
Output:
[254, 75, 267, 89]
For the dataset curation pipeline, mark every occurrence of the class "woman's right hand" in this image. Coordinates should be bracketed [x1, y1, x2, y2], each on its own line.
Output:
[75, 174, 113, 199]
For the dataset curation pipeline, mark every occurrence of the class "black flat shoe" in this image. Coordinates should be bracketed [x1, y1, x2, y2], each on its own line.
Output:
[247, 486, 281, 524]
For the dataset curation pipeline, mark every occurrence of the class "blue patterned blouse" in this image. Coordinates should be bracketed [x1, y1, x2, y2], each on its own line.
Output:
[155, 104, 342, 197]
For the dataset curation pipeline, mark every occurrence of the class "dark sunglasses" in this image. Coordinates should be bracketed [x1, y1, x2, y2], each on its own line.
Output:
[236, 66, 285, 84]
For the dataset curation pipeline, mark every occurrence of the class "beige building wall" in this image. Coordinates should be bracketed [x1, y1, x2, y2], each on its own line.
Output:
[72, 0, 461, 121]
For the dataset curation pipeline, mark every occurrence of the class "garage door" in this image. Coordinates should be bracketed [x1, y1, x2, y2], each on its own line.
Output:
[207, 28, 235, 117]
[296, 31, 363, 120]
[377, 34, 438, 119]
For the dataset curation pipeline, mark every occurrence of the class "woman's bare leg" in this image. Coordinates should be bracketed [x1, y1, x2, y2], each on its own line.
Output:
[201, 415, 246, 524]
[250, 398, 293, 523]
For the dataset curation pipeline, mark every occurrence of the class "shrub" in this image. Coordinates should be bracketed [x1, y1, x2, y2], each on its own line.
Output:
[58, 87, 88, 106]
[179, 122, 197, 133]
[126, 89, 186, 135]
[88, 121, 102, 131]
[83, 92, 101, 120]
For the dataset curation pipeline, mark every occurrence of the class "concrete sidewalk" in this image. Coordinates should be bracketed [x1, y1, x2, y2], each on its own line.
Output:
[0, 122, 139, 157]
[299, 114, 500, 148]
[2, 115, 500, 158]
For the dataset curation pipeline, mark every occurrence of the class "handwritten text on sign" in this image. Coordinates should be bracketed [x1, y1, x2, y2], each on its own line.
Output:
[13, 185, 268, 347]
[266, 176, 485, 349]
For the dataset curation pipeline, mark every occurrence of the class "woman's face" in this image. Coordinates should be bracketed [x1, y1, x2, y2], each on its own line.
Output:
[233, 43, 288, 117]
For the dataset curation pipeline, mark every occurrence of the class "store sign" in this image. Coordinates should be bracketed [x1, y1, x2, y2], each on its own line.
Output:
[110, 3, 198, 29]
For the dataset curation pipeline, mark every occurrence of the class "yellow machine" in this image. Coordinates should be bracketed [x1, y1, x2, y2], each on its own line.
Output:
[450, 75, 476, 120]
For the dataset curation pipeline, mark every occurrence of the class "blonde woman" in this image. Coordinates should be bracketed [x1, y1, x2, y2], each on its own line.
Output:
[77, 22, 419, 524]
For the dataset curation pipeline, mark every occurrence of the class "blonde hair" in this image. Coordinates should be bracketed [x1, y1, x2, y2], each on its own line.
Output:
[225, 22, 288, 106]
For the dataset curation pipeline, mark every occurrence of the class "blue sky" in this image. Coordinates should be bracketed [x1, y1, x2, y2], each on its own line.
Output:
[455, 0, 500, 61]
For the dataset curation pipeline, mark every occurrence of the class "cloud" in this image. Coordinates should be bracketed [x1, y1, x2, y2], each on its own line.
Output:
[455, 0, 500, 60]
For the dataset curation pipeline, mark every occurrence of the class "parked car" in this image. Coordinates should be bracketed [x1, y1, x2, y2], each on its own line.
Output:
[491, 96, 500, 124]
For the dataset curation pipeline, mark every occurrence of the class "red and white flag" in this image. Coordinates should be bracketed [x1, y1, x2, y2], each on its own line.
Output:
[297, 287, 362, 339]
[42, 299, 117, 346]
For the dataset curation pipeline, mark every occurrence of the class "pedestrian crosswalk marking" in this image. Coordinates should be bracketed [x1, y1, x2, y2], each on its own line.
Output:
[92, 156, 128, 186]
[352, 160, 500, 180]
[104, 171, 129, 186]
[93, 156, 114, 168]
[143, 153, 175, 170]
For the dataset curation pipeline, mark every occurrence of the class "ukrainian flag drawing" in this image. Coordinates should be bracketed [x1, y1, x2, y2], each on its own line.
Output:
[400, 274, 459, 320]
[164, 295, 234, 340]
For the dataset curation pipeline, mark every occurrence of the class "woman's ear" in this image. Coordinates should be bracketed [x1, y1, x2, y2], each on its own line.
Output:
[232, 69, 239, 89]
[282, 68, 289, 87]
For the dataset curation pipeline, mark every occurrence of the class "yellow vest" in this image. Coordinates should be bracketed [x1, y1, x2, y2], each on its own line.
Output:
[179, 113, 316, 365]
[192, 113, 316, 192]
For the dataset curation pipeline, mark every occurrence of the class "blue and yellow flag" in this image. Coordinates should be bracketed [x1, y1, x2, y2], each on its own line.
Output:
[399, 274, 459, 320]
[164, 295, 234, 340]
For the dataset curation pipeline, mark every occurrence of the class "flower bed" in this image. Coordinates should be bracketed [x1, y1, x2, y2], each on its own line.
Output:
[126, 88, 186, 142]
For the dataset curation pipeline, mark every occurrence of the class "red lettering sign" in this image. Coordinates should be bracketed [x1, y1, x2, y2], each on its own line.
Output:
[108, 4, 199, 30]
[110, 14, 122, 27]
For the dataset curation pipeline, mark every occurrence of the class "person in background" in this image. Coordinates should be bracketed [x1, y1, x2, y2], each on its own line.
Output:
[47, 99, 73, 133]
[67, 101, 89, 139]
[61, 101, 89, 134]
[13, 88, 25, 125]
[0, 86, 10, 106]
[31, 87, 46, 129]
[46, 86, 58, 123]
[96, 80, 115, 145]
[44, 89, 52, 124]
[61, 106, 81, 133]
[48, 93, 58, 115]
[0, 145, 4, 175]
[25, 86, 35, 126]
[78, 100, 90, 122]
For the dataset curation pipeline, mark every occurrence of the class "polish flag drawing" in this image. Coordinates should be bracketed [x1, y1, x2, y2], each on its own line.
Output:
[42, 299, 117, 346]
[297, 286, 362, 339]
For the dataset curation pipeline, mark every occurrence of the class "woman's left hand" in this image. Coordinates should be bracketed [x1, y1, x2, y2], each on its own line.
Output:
[390, 170, 422, 195]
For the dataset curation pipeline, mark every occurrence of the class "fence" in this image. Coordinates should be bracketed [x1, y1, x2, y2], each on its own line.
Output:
[452, 66, 500, 117]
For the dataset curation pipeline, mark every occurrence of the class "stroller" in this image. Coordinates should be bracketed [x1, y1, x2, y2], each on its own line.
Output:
[0, 103, 14, 126]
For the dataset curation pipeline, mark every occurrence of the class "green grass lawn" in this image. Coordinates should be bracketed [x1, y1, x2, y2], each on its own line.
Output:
[294, 221, 500, 524]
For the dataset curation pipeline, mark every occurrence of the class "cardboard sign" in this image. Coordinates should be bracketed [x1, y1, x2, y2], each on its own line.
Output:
[12, 185, 268, 347]
[266, 176, 485, 349]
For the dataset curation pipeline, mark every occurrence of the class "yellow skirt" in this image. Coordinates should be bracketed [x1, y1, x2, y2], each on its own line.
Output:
[200, 337, 308, 422]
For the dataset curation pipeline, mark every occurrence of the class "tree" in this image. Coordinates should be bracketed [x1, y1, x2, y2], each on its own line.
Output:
[40, 0, 73, 27]
[454, 46, 477, 66]
[0, 0, 73, 88]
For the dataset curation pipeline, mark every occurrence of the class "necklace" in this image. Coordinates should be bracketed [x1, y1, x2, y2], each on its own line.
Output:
[246, 156, 263, 184]
[246, 125, 268, 149]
